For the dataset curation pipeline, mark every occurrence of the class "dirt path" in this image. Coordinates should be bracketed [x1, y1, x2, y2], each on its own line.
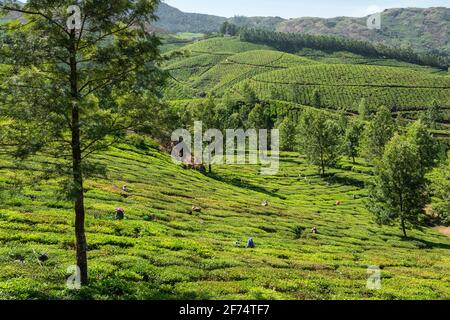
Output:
[434, 226, 450, 237]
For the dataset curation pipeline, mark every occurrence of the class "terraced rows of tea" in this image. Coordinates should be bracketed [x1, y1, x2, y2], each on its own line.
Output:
[0, 144, 449, 299]
[163, 37, 450, 112]
[234, 64, 450, 111]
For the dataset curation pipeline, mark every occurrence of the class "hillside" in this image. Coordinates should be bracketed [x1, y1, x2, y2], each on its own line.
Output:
[3, 3, 449, 56]
[1, 139, 449, 299]
[154, 3, 226, 34]
[235, 64, 450, 111]
[278, 7, 450, 56]
[154, 3, 284, 33]
[162, 37, 450, 118]
[153, 4, 450, 56]
[1, 2, 450, 303]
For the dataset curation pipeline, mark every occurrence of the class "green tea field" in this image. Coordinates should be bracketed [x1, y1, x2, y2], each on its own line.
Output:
[0, 141, 449, 299]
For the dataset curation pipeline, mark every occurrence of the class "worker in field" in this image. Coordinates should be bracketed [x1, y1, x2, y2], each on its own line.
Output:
[246, 238, 255, 248]
[115, 208, 125, 220]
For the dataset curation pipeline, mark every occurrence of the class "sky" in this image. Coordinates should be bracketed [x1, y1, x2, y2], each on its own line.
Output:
[163, 0, 450, 18]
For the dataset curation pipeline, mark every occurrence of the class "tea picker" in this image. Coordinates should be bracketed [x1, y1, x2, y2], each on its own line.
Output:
[115, 207, 125, 220]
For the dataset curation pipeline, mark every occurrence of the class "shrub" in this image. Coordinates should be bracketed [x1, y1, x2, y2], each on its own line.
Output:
[293, 226, 305, 239]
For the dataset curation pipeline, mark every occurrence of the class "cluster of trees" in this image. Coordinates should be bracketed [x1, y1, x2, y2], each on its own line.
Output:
[182, 89, 447, 238]
[219, 22, 240, 36]
[240, 28, 450, 70]
[277, 103, 446, 237]
[170, 84, 276, 135]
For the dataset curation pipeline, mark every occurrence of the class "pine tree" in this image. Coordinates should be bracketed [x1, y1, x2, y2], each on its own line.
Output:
[0, 0, 164, 284]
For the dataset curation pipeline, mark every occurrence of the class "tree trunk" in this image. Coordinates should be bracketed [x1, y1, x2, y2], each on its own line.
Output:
[401, 218, 407, 238]
[69, 31, 88, 284]
[320, 156, 325, 176]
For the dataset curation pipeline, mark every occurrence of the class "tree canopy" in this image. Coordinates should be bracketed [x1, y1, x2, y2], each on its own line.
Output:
[0, 0, 165, 284]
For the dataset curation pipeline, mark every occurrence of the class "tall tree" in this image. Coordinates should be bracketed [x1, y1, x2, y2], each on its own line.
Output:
[367, 134, 428, 237]
[0, 0, 165, 284]
[246, 103, 272, 130]
[421, 100, 442, 130]
[406, 120, 438, 173]
[277, 115, 298, 152]
[362, 106, 396, 161]
[344, 119, 364, 164]
[298, 110, 342, 176]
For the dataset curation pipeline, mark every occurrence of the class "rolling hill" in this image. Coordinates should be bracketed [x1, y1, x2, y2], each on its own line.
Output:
[3, 3, 449, 56]
[235, 64, 450, 111]
[1, 138, 449, 299]
[1, 2, 450, 302]
[277, 7, 450, 56]
[152, 4, 450, 56]
[162, 37, 450, 119]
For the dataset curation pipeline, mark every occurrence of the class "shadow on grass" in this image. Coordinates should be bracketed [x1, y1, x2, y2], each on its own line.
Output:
[66, 277, 211, 300]
[400, 236, 450, 250]
[325, 174, 366, 188]
[281, 158, 304, 166]
[204, 172, 287, 200]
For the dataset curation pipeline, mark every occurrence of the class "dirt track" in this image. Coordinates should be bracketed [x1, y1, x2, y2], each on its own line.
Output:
[434, 226, 450, 237]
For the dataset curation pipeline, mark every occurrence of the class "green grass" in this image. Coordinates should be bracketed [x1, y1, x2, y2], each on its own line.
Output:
[0, 143, 449, 300]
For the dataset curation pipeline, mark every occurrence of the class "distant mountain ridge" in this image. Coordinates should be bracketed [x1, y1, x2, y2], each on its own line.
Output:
[155, 3, 450, 55]
[2, 2, 449, 55]
[154, 3, 284, 34]
[155, 3, 226, 34]
[277, 7, 450, 55]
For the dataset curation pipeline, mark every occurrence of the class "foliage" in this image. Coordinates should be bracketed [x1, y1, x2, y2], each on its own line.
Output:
[361, 106, 396, 161]
[343, 119, 364, 164]
[405, 121, 439, 173]
[277, 115, 298, 152]
[298, 110, 342, 175]
[431, 158, 450, 224]
[0, 0, 165, 283]
[240, 28, 450, 70]
[367, 134, 429, 237]
[421, 100, 443, 129]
